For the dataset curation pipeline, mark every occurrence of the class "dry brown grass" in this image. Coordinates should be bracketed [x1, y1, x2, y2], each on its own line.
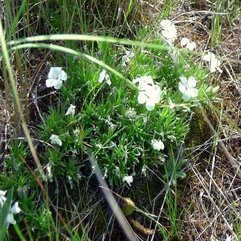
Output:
[173, 1, 241, 240]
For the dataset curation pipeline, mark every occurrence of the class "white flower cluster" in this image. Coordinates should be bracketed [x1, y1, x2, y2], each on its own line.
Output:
[133, 76, 161, 111]
[159, 19, 222, 74]
[0, 190, 21, 227]
[160, 20, 222, 101]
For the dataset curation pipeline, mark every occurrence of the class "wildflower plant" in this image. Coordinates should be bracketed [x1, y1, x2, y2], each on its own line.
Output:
[2, 8, 220, 238]
[36, 29, 217, 187]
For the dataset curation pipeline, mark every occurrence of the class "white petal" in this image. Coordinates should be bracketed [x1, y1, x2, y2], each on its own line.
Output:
[145, 100, 155, 111]
[98, 70, 106, 83]
[139, 76, 154, 86]
[46, 78, 57, 88]
[160, 20, 177, 42]
[211, 58, 221, 72]
[161, 29, 177, 40]
[217, 66, 223, 73]
[6, 213, 16, 225]
[151, 139, 165, 150]
[225, 236, 232, 241]
[48, 67, 62, 79]
[106, 76, 112, 85]
[0, 190, 6, 206]
[179, 76, 188, 86]
[123, 175, 133, 186]
[180, 37, 190, 47]
[59, 70, 67, 81]
[178, 82, 186, 94]
[133, 77, 141, 84]
[11, 202, 21, 214]
[209, 61, 217, 73]
[202, 52, 211, 62]
[127, 51, 135, 58]
[53, 80, 63, 89]
[182, 93, 191, 101]
[202, 52, 215, 62]
[149, 87, 161, 104]
[0, 196, 6, 207]
[46, 163, 53, 181]
[188, 88, 198, 98]
[0, 190, 6, 196]
[50, 134, 62, 146]
[160, 20, 172, 29]
[186, 42, 196, 51]
[138, 92, 148, 104]
[65, 104, 76, 116]
[187, 76, 197, 88]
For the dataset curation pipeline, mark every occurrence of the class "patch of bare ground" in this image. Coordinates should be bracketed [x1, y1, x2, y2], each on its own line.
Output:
[176, 1, 241, 241]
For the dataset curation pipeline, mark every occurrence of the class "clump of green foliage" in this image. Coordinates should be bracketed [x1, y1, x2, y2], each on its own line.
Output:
[0, 0, 220, 240]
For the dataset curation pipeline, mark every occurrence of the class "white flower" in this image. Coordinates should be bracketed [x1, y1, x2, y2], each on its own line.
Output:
[6, 202, 21, 226]
[0, 190, 6, 207]
[0, 191, 21, 227]
[202, 52, 222, 73]
[98, 69, 111, 85]
[159, 20, 177, 44]
[178, 76, 198, 101]
[50, 134, 62, 146]
[121, 50, 135, 67]
[65, 104, 76, 116]
[123, 175, 133, 186]
[46, 67, 67, 89]
[11, 202, 21, 214]
[133, 76, 161, 111]
[151, 139, 165, 151]
[180, 37, 196, 51]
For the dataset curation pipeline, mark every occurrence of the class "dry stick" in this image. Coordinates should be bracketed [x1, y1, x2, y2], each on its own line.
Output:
[208, 121, 219, 193]
[88, 150, 138, 241]
[201, 109, 241, 179]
